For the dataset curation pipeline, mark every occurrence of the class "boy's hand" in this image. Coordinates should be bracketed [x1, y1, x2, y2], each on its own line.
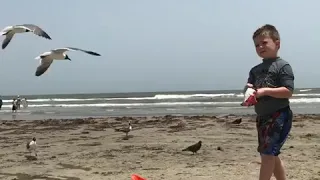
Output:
[241, 87, 258, 106]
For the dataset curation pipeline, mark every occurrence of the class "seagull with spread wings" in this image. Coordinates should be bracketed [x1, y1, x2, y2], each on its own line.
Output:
[0, 24, 52, 49]
[34, 47, 101, 76]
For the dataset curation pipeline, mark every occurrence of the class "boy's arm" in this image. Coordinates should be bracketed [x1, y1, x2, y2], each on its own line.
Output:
[263, 64, 294, 98]
[243, 70, 255, 93]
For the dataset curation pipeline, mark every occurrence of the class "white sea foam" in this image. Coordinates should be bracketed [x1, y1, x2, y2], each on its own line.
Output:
[0, 97, 319, 109]
[299, 89, 312, 92]
[2, 92, 319, 103]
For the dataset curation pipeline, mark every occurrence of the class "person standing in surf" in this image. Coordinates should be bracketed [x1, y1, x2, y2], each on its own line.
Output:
[245, 24, 295, 180]
[22, 97, 28, 109]
[16, 95, 21, 110]
[0, 96, 2, 110]
[12, 98, 17, 113]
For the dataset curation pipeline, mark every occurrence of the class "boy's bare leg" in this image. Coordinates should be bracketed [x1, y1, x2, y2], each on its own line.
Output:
[259, 154, 275, 180]
[273, 156, 286, 180]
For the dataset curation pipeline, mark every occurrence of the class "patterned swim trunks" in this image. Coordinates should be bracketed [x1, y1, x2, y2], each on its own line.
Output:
[256, 106, 293, 156]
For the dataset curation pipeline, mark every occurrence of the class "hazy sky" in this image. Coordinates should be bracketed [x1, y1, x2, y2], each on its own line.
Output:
[0, 0, 319, 95]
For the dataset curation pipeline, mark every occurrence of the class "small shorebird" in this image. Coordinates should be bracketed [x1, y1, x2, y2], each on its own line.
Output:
[0, 24, 51, 49]
[114, 120, 132, 137]
[26, 137, 37, 156]
[231, 118, 242, 124]
[34, 47, 101, 76]
[182, 141, 202, 154]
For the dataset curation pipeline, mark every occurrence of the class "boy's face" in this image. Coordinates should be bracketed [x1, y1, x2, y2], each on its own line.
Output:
[253, 35, 280, 59]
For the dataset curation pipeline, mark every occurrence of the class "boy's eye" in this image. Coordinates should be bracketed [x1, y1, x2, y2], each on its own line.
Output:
[255, 44, 259, 48]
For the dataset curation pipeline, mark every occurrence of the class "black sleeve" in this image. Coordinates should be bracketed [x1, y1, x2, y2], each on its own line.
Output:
[247, 69, 255, 84]
[242, 69, 255, 94]
[279, 64, 294, 92]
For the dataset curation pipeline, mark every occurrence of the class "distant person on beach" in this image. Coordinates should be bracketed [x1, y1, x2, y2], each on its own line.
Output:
[12, 98, 17, 113]
[245, 24, 294, 180]
[22, 98, 28, 109]
[0, 97, 2, 110]
[16, 95, 21, 110]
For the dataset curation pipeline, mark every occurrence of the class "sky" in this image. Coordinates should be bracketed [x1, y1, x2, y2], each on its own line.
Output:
[0, 0, 319, 95]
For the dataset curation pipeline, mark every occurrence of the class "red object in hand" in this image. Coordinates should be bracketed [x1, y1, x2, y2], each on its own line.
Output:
[241, 87, 258, 106]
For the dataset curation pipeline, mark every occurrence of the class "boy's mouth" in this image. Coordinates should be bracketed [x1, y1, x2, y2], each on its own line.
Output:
[260, 50, 266, 54]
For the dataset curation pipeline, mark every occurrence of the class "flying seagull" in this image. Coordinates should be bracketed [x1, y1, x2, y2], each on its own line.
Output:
[182, 140, 202, 154]
[34, 47, 101, 76]
[26, 137, 37, 156]
[0, 24, 51, 49]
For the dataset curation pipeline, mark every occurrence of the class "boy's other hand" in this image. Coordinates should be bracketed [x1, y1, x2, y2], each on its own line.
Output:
[247, 83, 254, 88]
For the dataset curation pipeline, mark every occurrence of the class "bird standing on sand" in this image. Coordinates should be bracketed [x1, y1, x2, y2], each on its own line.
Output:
[231, 118, 242, 124]
[0, 24, 52, 49]
[34, 47, 101, 76]
[26, 137, 37, 156]
[182, 141, 202, 154]
[115, 121, 132, 137]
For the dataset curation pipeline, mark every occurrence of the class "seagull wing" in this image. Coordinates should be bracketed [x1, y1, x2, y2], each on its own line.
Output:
[0, 26, 13, 34]
[2, 31, 15, 49]
[35, 56, 54, 76]
[51, 48, 70, 54]
[51, 47, 101, 56]
[19, 24, 52, 40]
[65, 47, 101, 56]
[182, 141, 201, 152]
[26, 142, 30, 149]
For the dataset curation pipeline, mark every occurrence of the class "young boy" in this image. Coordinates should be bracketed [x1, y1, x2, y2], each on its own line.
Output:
[246, 24, 294, 180]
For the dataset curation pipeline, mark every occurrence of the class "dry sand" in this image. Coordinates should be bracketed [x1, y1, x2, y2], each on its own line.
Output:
[0, 114, 319, 180]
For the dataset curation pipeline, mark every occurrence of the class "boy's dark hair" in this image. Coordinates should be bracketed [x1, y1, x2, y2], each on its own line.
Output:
[253, 24, 280, 41]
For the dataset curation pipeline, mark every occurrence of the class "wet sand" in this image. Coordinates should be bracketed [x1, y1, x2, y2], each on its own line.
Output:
[0, 114, 319, 180]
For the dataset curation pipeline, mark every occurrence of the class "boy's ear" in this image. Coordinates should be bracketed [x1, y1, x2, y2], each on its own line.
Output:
[276, 40, 280, 50]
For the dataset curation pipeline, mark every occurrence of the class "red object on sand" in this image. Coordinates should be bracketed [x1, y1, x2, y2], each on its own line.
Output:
[131, 174, 147, 180]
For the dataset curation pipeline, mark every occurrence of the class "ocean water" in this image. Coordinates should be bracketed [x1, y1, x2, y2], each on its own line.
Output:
[0, 88, 319, 120]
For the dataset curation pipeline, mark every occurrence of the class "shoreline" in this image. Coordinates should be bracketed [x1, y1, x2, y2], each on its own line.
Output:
[0, 114, 319, 179]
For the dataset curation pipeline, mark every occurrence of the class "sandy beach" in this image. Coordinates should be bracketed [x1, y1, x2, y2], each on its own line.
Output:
[0, 114, 319, 180]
